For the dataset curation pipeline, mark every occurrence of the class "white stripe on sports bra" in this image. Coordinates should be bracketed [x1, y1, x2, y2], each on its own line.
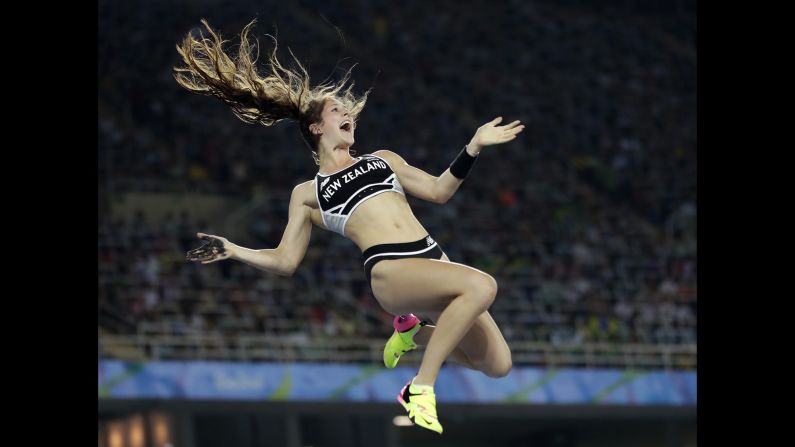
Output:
[363, 242, 439, 266]
[324, 173, 398, 214]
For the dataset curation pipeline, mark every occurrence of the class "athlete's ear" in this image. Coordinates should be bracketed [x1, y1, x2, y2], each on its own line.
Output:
[310, 122, 323, 135]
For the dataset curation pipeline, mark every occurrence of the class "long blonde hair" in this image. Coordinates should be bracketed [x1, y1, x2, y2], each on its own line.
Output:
[174, 19, 369, 164]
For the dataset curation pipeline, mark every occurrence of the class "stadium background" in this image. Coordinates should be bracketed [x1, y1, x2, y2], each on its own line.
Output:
[98, 0, 697, 445]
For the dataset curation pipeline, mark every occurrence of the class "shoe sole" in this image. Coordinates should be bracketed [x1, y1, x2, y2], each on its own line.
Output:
[397, 383, 410, 410]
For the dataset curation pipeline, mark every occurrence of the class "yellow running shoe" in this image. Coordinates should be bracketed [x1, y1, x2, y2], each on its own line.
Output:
[397, 378, 443, 434]
[384, 314, 424, 368]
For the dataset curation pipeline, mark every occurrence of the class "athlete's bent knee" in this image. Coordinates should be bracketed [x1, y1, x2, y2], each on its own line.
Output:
[465, 274, 498, 311]
[478, 353, 512, 378]
[472, 354, 512, 378]
[486, 356, 513, 378]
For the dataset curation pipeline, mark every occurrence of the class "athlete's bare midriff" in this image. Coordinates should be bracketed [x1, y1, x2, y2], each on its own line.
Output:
[304, 183, 429, 252]
[344, 191, 430, 250]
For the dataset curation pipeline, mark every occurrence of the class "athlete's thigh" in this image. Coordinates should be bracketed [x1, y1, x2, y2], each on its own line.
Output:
[434, 252, 510, 364]
[369, 256, 494, 316]
[426, 310, 510, 366]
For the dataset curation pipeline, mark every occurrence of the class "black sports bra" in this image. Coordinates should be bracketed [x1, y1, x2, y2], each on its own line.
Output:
[314, 154, 405, 236]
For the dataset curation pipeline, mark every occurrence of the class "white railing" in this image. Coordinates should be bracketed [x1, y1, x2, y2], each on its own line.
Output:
[100, 333, 696, 370]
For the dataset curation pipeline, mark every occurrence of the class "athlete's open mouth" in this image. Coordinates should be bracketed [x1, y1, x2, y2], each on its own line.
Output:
[340, 121, 352, 132]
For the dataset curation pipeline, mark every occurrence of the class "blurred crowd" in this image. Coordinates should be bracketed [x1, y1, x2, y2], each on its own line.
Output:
[99, 0, 696, 349]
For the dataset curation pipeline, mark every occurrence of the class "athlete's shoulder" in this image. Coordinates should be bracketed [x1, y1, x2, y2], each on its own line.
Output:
[371, 149, 404, 163]
[291, 180, 316, 201]
[290, 180, 321, 208]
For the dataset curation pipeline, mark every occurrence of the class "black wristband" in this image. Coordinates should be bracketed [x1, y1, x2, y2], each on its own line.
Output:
[449, 145, 478, 179]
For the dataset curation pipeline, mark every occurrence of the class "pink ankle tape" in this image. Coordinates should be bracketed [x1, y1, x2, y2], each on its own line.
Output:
[393, 314, 420, 332]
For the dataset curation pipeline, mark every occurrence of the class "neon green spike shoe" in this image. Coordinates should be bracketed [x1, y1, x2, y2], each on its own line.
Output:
[397, 378, 443, 434]
[384, 314, 424, 368]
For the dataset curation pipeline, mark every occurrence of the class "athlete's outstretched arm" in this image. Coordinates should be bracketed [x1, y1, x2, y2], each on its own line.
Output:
[186, 182, 314, 276]
[375, 116, 524, 204]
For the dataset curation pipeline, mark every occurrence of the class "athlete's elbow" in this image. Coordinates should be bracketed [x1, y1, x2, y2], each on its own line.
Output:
[434, 191, 452, 204]
[281, 261, 299, 276]
[271, 251, 297, 276]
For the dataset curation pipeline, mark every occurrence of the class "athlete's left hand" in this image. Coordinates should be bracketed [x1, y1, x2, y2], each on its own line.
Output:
[467, 117, 525, 155]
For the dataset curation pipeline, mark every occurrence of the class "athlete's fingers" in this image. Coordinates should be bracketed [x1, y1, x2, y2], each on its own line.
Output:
[502, 120, 522, 130]
[499, 134, 517, 143]
[201, 253, 229, 264]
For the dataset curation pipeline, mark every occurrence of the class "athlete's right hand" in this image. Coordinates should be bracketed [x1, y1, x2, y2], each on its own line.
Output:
[186, 233, 235, 264]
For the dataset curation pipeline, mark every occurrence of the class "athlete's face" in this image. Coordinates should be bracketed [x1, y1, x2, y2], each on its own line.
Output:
[313, 99, 354, 148]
